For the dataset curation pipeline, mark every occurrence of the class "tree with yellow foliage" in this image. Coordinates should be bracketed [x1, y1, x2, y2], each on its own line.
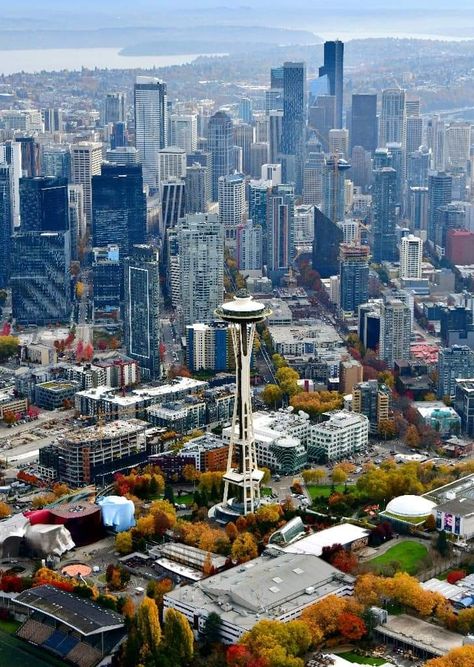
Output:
[115, 530, 133, 555]
[163, 608, 194, 663]
[290, 390, 343, 420]
[231, 532, 258, 563]
[425, 645, 474, 667]
[136, 597, 161, 662]
[0, 501, 11, 518]
[240, 619, 312, 667]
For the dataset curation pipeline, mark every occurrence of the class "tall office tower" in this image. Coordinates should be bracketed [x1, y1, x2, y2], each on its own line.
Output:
[169, 114, 198, 153]
[350, 94, 377, 153]
[0, 166, 12, 287]
[161, 178, 185, 233]
[19, 177, 68, 232]
[319, 40, 344, 128]
[261, 163, 282, 184]
[68, 184, 85, 261]
[271, 66, 284, 90]
[308, 96, 335, 151]
[446, 122, 471, 169]
[379, 295, 411, 367]
[293, 204, 315, 244]
[280, 61, 306, 191]
[42, 108, 63, 133]
[303, 151, 324, 206]
[218, 173, 245, 244]
[91, 245, 121, 322]
[236, 219, 262, 271]
[428, 172, 452, 246]
[409, 186, 428, 234]
[436, 202, 467, 255]
[134, 76, 167, 189]
[312, 207, 344, 278]
[386, 142, 404, 206]
[106, 147, 140, 166]
[350, 146, 372, 191]
[239, 97, 253, 124]
[406, 116, 423, 155]
[177, 213, 225, 326]
[248, 180, 271, 260]
[0, 140, 21, 229]
[427, 116, 446, 171]
[329, 129, 349, 157]
[16, 137, 40, 178]
[358, 301, 382, 351]
[208, 111, 233, 201]
[185, 164, 208, 213]
[232, 145, 243, 173]
[372, 167, 397, 262]
[233, 123, 254, 176]
[214, 292, 271, 520]
[158, 146, 187, 181]
[265, 89, 283, 113]
[373, 147, 392, 170]
[254, 114, 269, 143]
[123, 244, 161, 381]
[41, 145, 70, 179]
[10, 230, 71, 325]
[339, 244, 369, 314]
[187, 150, 212, 204]
[400, 234, 423, 279]
[268, 110, 283, 163]
[267, 184, 295, 282]
[92, 163, 146, 257]
[379, 88, 406, 147]
[407, 147, 430, 188]
[71, 142, 102, 225]
[104, 92, 126, 125]
[249, 142, 269, 178]
[322, 156, 351, 223]
[438, 345, 474, 399]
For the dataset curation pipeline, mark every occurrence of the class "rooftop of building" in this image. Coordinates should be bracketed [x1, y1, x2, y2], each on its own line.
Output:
[268, 322, 343, 347]
[60, 418, 148, 444]
[179, 433, 227, 453]
[455, 378, 474, 393]
[75, 376, 209, 405]
[276, 523, 370, 557]
[414, 402, 460, 419]
[226, 409, 310, 445]
[164, 551, 353, 631]
[424, 472, 474, 504]
[376, 614, 463, 657]
[37, 380, 78, 392]
[436, 497, 474, 517]
[313, 410, 369, 432]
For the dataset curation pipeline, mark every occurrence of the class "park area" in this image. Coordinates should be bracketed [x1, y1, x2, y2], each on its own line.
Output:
[368, 540, 428, 575]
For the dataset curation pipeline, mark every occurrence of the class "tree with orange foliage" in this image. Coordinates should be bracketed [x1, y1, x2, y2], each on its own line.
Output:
[227, 645, 268, 667]
[202, 552, 215, 577]
[146, 578, 173, 609]
[331, 548, 358, 574]
[0, 501, 11, 518]
[337, 612, 367, 640]
[300, 594, 362, 640]
[231, 532, 258, 563]
[225, 522, 238, 542]
[425, 645, 474, 667]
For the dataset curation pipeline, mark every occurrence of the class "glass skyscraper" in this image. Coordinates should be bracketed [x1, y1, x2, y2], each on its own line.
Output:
[134, 76, 167, 190]
[281, 62, 306, 192]
[372, 167, 398, 262]
[319, 40, 344, 128]
[350, 94, 377, 153]
[20, 176, 69, 232]
[207, 111, 233, 201]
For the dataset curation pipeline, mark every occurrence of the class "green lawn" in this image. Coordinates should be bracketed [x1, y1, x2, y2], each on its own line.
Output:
[338, 652, 387, 665]
[0, 629, 67, 667]
[175, 492, 194, 505]
[369, 540, 428, 575]
[307, 484, 346, 499]
[261, 487, 273, 497]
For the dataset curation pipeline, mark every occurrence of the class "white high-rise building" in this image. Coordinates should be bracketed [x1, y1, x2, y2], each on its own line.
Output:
[427, 115, 446, 171]
[71, 142, 102, 225]
[380, 295, 412, 367]
[134, 76, 167, 189]
[379, 88, 406, 148]
[261, 163, 282, 184]
[177, 213, 225, 327]
[294, 204, 315, 243]
[169, 114, 198, 153]
[308, 411, 369, 462]
[218, 173, 245, 245]
[329, 128, 349, 158]
[446, 122, 472, 169]
[158, 146, 187, 181]
[236, 219, 262, 271]
[400, 234, 423, 279]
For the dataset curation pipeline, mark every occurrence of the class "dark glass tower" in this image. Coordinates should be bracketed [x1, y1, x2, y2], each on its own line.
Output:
[208, 111, 233, 201]
[281, 62, 306, 192]
[0, 166, 12, 288]
[123, 245, 160, 381]
[339, 244, 370, 313]
[92, 163, 146, 257]
[319, 40, 344, 128]
[428, 172, 452, 246]
[20, 176, 68, 232]
[350, 94, 377, 153]
[372, 167, 397, 262]
[312, 207, 343, 278]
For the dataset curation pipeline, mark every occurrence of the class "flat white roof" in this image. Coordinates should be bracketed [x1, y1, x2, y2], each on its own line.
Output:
[282, 523, 369, 557]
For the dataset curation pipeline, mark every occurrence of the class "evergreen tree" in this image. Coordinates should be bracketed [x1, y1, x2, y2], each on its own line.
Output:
[164, 484, 175, 505]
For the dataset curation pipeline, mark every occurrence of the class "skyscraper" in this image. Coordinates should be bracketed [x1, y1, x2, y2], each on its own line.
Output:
[280, 61, 306, 191]
[249, 142, 269, 178]
[41, 145, 70, 179]
[428, 172, 452, 246]
[380, 295, 411, 367]
[187, 150, 212, 206]
[185, 164, 208, 214]
[438, 345, 474, 399]
[329, 129, 349, 157]
[218, 173, 245, 245]
[71, 142, 102, 225]
[92, 163, 146, 257]
[267, 184, 295, 281]
[0, 165, 12, 287]
[11, 231, 71, 325]
[312, 207, 344, 278]
[208, 111, 233, 200]
[339, 244, 370, 314]
[379, 89, 406, 147]
[123, 245, 161, 381]
[158, 146, 187, 181]
[350, 94, 377, 153]
[20, 176, 68, 232]
[160, 178, 185, 233]
[42, 108, 63, 133]
[372, 167, 397, 262]
[104, 92, 126, 125]
[239, 97, 253, 124]
[233, 123, 254, 176]
[134, 76, 167, 189]
[303, 151, 324, 206]
[68, 184, 85, 262]
[177, 214, 225, 327]
[319, 40, 344, 128]
[0, 140, 21, 229]
[322, 156, 351, 223]
[400, 234, 423, 279]
[236, 220, 262, 272]
[446, 122, 471, 169]
[169, 114, 198, 153]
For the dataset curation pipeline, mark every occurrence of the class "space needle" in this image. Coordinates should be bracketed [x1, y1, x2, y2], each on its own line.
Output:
[210, 289, 272, 523]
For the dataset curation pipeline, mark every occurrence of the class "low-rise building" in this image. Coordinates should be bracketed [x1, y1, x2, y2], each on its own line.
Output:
[352, 380, 390, 434]
[163, 551, 354, 644]
[150, 434, 230, 475]
[0, 392, 28, 419]
[269, 322, 344, 359]
[414, 401, 461, 436]
[308, 410, 369, 462]
[147, 397, 207, 433]
[34, 380, 80, 410]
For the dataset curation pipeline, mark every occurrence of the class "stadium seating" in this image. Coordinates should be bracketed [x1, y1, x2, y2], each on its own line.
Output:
[43, 629, 79, 656]
[17, 619, 53, 644]
[67, 641, 102, 667]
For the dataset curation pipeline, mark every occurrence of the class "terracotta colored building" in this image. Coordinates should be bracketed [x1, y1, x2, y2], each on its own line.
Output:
[446, 229, 474, 265]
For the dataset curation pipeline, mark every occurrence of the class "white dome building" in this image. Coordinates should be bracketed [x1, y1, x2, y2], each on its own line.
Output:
[384, 494, 436, 520]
